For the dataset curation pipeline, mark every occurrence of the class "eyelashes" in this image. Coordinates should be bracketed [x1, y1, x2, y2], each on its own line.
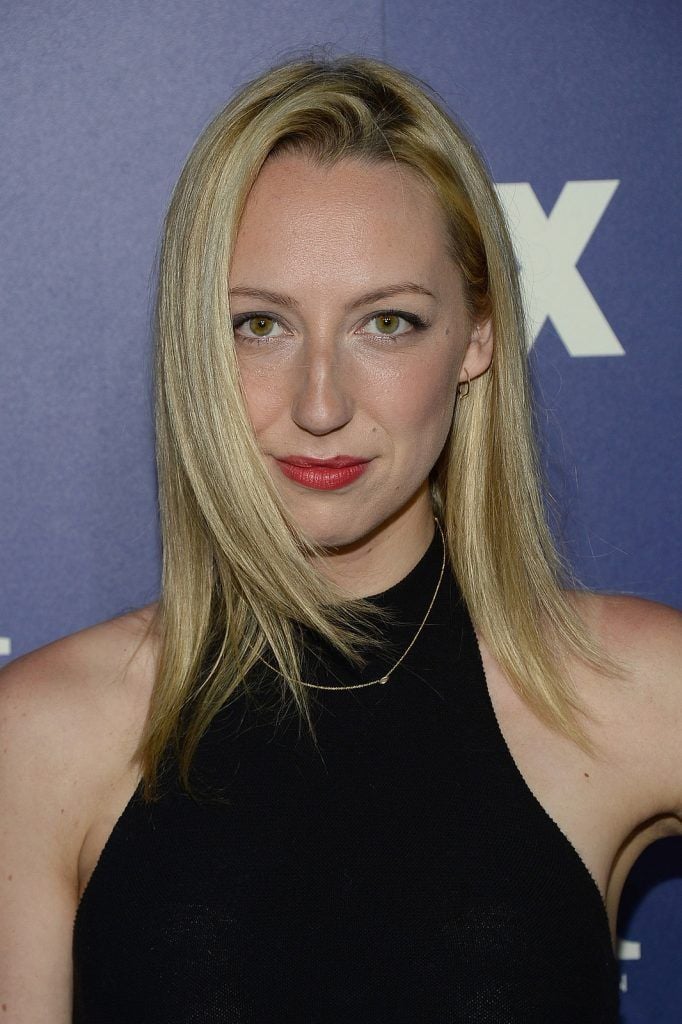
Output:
[231, 309, 432, 343]
[363, 311, 431, 336]
[232, 314, 287, 341]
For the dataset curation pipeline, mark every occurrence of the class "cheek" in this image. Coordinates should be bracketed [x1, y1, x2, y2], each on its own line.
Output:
[377, 357, 457, 448]
[236, 361, 285, 435]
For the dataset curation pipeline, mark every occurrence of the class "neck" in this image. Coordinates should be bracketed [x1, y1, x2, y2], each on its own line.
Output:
[310, 493, 437, 599]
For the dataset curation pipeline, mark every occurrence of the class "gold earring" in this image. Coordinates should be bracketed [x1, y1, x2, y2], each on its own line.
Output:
[457, 369, 470, 398]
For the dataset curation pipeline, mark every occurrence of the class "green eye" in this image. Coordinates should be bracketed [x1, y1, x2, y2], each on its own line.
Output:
[374, 314, 401, 334]
[248, 316, 275, 336]
[363, 311, 428, 338]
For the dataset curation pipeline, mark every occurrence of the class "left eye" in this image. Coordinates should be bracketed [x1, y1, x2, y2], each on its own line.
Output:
[361, 313, 413, 337]
[232, 315, 286, 340]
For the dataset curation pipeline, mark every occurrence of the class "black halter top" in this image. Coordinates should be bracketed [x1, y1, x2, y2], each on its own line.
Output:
[72, 526, 620, 1022]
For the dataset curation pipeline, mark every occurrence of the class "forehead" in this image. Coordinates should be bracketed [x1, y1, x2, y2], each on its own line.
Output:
[231, 153, 453, 286]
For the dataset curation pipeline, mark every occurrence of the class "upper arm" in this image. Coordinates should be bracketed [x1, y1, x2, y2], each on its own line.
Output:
[589, 593, 682, 827]
[0, 611, 157, 1021]
[0, 648, 90, 1022]
[641, 597, 682, 824]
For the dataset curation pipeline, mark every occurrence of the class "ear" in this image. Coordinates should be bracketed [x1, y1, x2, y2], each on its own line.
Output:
[459, 317, 493, 385]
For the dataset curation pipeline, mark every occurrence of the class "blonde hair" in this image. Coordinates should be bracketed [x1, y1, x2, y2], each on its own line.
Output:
[135, 53, 618, 800]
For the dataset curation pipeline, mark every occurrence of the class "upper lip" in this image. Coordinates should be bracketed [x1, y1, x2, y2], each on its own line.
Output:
[276, 455, 371, 468]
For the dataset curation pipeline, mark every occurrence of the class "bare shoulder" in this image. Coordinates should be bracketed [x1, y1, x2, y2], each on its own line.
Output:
[570, 588, 682, 650]
[1, 599, 160, 690]
[0, 601, 159, 768]
[0, 603, 159, 1020]
[0, 601, 160, 868]
[568, 589, 682, 823]
[569, 589, 682, 698]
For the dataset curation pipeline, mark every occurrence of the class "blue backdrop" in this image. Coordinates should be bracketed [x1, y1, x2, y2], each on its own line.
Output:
[1, 2, 679, 1019]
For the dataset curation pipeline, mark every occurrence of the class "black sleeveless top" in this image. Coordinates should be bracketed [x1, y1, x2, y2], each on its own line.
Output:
[72, 527, 620, 1022]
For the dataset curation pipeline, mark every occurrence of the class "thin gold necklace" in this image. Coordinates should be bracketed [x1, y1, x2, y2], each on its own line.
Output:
[297, 515, 446, 691]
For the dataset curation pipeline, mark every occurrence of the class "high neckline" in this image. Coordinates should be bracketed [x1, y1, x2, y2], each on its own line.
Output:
[358, 519, 444, 611]
[296, 520, 449, 695]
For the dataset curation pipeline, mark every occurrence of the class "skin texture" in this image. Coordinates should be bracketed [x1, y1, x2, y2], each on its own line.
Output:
[229, 153, 493, 596]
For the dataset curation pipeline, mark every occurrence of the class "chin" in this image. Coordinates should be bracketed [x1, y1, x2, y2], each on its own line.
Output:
[282, 505, 375, 551]
[302, 522, 367, 552]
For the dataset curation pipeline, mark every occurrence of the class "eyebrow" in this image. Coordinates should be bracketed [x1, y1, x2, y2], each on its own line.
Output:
[228, 281, 437, 311]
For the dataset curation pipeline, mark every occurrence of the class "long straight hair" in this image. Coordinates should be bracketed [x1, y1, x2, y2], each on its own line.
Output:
[135, 53, 619, 800]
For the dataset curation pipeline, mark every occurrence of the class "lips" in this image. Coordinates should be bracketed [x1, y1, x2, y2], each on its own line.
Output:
[277, 455, 370, 468]
[274, 456, 372, 491]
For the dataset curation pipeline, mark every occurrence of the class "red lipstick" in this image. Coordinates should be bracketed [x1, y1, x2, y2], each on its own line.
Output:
[275, 455, 371, 490]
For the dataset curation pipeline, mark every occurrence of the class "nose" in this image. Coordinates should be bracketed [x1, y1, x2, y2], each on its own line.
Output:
[290, 343, 354, 437]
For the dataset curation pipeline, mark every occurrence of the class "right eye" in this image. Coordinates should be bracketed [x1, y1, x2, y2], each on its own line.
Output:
[232, 314, 287, 341]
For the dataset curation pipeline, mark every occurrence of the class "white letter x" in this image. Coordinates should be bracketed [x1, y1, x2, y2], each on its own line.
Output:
[496, 181, 623, 356]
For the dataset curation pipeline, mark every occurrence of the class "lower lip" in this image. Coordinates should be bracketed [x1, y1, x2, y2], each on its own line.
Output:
[276, 460, 370, 490]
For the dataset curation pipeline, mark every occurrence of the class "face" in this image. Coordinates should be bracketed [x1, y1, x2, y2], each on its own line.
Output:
[229, 153, 492, 558]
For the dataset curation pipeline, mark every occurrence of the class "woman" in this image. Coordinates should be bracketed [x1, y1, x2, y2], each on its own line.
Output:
[1, 54, 680, 1023]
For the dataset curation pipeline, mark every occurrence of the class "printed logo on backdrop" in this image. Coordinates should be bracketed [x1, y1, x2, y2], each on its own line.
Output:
[496, 181, 622, 357]
[618, 936, 642, 994]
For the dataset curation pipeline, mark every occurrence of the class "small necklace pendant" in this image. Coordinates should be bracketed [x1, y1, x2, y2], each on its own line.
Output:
[378, 674, 390, 685]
